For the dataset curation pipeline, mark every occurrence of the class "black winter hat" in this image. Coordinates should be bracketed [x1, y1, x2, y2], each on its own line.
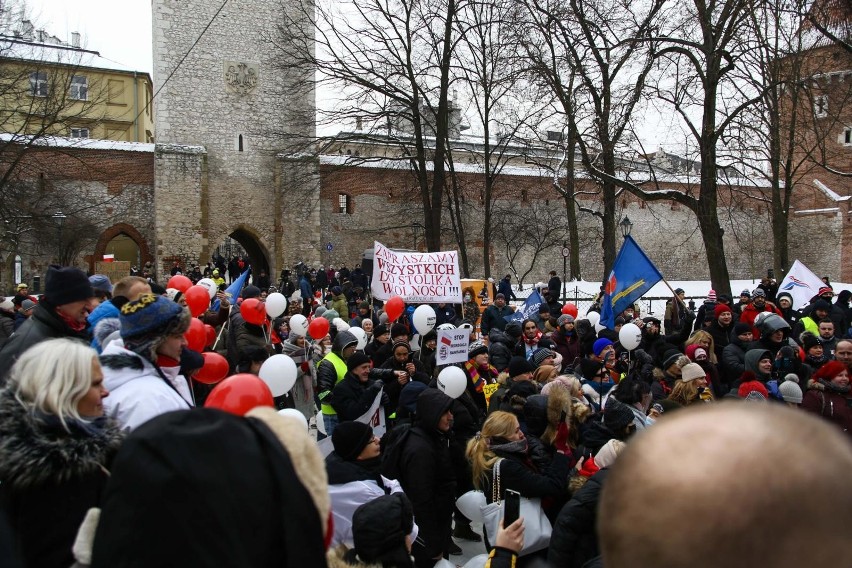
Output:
[44, 265, 94, 305]
[508, 356, 535, 377]
[813, 299, 832, 312]
[347, 351, 372, 373]
[604, 399, 635, 432]
[374, 323, 389, 337]
[504, 321, 523, 339]
[800, 331, 821, 352]
[332, 421, 375, 461]
[390, 323, 409, 339]
[734, 322, 753, 336]
[241, 285, 262, 299]
[351, 493, 414, 564]
[579, 358, 605, 380]
[662, 349, 684, 370]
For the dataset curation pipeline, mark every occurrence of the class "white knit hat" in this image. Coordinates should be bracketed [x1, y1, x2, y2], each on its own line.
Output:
[680, 363, 706, 383]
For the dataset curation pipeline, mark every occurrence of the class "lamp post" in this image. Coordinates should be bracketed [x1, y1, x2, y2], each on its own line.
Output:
[52, 211, 66, 263]
[619, 216, 633, 239]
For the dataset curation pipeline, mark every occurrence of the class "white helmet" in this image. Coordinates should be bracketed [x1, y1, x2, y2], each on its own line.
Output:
[437, 323, 456, 330]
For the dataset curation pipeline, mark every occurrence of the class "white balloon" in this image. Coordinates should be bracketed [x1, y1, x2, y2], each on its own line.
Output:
[349, 326, 368, 350]
[332, 317, 350, 332]
[619, 322, 642, 351]
[412, 304, 437, 334]
[437, 366, 467, 399]
[197, 278, 218, 299]
[586, 311, 601, 326]
[265, 292, 288, 318]
[437, 323, 456, 331]
[316, 409, 326, 435]
[258, 354, 298, 397]
[595, 322, 606, 333]
[289, 314, 309, 336]
[456, 491, 486, 524]
[277, 408, 308, 431]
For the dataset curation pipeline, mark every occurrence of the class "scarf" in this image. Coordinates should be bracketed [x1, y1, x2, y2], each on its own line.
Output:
[56, 307, 87, 332]
[819, 379, 851, 394]
[36, 410, 110, 438]
[464, 360, 498, 393]
[522, 329, 542, 346]
[488, 438, 529, 454]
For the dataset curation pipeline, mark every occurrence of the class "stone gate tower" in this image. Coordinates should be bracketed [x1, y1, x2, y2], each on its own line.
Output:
[152, 0, 320, 278]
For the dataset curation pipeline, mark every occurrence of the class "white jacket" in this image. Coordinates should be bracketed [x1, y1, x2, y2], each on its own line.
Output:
[328, 476, 418, 548]
[100, 342, 194, 431]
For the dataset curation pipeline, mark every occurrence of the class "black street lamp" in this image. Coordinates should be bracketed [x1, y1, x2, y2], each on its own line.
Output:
[619, 216, 633, 239]
[52, 211, 66, 262]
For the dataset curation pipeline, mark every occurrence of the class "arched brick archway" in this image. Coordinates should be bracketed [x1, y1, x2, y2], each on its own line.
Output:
[91, 223, 152, 273]
[213, 225, 272, 281]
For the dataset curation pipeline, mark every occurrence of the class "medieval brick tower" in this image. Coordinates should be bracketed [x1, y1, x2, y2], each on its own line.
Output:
[151, 0, 321, 278]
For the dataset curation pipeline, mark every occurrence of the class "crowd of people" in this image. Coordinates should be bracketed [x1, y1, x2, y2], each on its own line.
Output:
[1, 262, 852, 567]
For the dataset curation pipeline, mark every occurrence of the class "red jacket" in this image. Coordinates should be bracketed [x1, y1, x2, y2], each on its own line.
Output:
[739, 302, 783, 339]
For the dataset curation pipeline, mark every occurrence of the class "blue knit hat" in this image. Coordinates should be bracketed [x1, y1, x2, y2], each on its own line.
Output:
[593, 338, 614, 357]
[120, 294, 187, 340]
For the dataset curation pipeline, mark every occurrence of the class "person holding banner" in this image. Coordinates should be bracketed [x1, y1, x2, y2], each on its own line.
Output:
[332, 352, 402, 422]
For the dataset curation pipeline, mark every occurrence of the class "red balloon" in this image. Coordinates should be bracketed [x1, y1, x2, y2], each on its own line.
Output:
[167, 274, 192, 294]
[184, 317, 206, 352]
[204, 324, 216, 348]
[385, 296, 405, 322]
[308, 317, 330, 340]
[240, 298, 267, 325]
[562, 303, 579, 318]
[204, 373, 274, 415]
[195, 352, 229, 385]
[185, 285, 211, 317]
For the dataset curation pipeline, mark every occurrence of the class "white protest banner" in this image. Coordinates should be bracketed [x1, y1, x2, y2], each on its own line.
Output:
[317, 389, 386, 458]
[436, 329, 470, 366]
[370, 240, 463, 303]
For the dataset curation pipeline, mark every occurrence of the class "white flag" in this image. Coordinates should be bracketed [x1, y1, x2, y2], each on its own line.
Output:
[317, 389, 386, 458]
[778, 260, 824, 310]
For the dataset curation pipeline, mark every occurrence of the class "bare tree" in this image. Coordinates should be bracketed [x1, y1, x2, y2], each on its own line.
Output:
[273, 0, 460, 252]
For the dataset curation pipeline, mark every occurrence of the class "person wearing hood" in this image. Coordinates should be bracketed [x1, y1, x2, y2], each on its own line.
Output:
[0, 266, 97, 382]
[800, 287, 848, 337]
[380, 340, 430, 419]
[90, 407, 331, 567]
[280, 332, 317, 421]
[331, 286, 349, 319]
[318, 330, 360, 436]
[489, 321, 521, 373]
[333, 352, 401, 421]
[0, 339, 122, 568]
[328, 493, 418, 568]
[551, 314, 581, 372]
[326, 422, 418, 550]
[100, 294, 194, 430]
[774, 292, 801, 329]
[87, 276, 152, 353]
[387, 389, 457, 567]
[737, 348, 787, 402]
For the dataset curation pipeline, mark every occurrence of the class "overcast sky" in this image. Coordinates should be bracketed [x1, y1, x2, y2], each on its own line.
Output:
[26, 0, 153, 75]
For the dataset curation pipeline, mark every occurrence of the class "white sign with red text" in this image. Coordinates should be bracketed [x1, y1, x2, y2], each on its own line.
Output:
[371, 241, 462, 303]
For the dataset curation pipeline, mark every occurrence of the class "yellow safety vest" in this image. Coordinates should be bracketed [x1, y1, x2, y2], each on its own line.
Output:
[319, 352, 348, 415]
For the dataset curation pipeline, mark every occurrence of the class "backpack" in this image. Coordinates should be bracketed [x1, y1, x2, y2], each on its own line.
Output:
[380, 422, 413, 480]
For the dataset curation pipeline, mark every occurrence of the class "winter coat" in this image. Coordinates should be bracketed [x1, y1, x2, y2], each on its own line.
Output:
[317, 331, 359, 413]
[0, 388, 123, 568]
[279, 338, 316, 421]
[100, 342, 194, 431]
[721, 332, 749, 384]
[0, 310, 14, 344]
[0, 302, 91, 384]
[549, 468, 611, 568]
[481, 304, 514, 335]
[87, 299, 121, 351]
[706, 320, 732, 362]
[498, 278, 516, 301]
[331, 369, 396, 421]
[802, 380, 852, 440]
[325, 452, 417, 549]
[484, 445, 570, 523]
[380, 356, 430, 416]
[551, 330, 581, 372]
[488, 329, 516, 373]
[233, 319, 275, 372]
[391, 389, 456, 560]
[800, 303, 848, 340]
[331, 294, 349, 319]
[434, 304, 456, 327]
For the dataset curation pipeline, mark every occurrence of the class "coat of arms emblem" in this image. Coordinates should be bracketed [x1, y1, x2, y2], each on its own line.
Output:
[224, 61, 259, 95]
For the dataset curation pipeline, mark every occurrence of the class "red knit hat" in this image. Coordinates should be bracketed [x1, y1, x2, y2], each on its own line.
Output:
[738, 371, 769, 398]
[714, 303, 732, 318]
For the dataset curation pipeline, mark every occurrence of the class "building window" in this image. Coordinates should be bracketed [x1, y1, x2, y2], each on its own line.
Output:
[814, 95, 828, 118]
[70, 127, 89, 139]
[844, 127, 851, 146]
[338, 193, 352, 214]
[238, 134, 244, 152]
[30, 71, 48, 96]
[69, 75, 87, 100]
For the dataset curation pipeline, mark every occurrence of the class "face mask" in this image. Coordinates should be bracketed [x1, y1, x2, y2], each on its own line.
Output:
[464, 295, 471, 301]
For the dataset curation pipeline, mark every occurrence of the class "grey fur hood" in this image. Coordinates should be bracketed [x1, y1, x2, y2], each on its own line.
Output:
[0, 387, 123, 490]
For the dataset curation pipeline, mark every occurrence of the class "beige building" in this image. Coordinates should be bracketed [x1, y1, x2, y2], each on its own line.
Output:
[0, 25, 153, 142]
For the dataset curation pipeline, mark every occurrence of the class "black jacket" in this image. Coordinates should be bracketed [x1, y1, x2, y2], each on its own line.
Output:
[0, 388, 123, 568]
[549, 468, 611, 568]
[485, 446, 570, 522]
[380, 356, 430, 416]
[0, 302, 90, 383]
[392, 389, 456, 559]
[488, 329, 516, 372]
[331, 369, 396, 421]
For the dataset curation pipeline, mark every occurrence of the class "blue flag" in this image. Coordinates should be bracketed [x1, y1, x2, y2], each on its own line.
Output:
[600, 236, 663, 329]
[505, 290, 544, 323]
[212, 268, 251, 311]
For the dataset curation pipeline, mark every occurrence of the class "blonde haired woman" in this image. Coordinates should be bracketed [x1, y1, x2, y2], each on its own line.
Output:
[466, 411, 571, 555]
[684, 330, 718, 364]
[0, 339, 123, 568]
[668, 363, 714, 407]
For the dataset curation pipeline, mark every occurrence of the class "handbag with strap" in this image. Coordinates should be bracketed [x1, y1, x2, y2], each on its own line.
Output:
[480, 458, 552, 555]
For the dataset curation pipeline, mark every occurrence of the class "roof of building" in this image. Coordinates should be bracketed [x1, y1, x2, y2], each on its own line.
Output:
[0, 35, 150, 77]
